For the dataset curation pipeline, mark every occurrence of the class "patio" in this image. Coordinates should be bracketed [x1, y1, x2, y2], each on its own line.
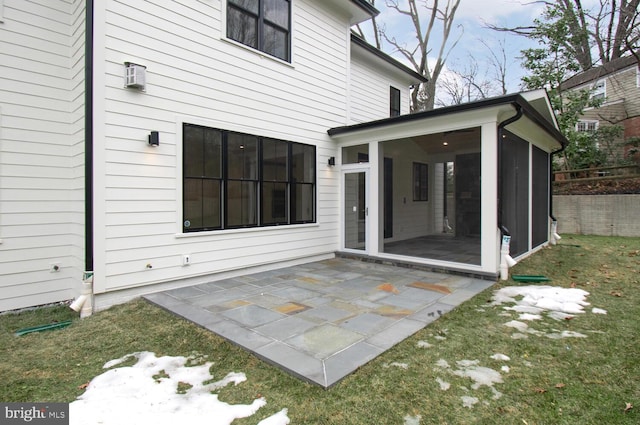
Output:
[143, 257, 495, 388]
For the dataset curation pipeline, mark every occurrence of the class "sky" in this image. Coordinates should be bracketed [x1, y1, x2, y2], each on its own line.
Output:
[358, 0, 550, 101]
[67, 284, 606, 424]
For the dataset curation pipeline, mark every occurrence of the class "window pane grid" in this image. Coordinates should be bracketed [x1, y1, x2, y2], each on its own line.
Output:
[183, 124, 314, 232]
[227, 0, 290, 62]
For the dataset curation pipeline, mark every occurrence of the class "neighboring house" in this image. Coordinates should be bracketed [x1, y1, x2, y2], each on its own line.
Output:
[560, 55, 640, 160]
[0, 0, 566, 313]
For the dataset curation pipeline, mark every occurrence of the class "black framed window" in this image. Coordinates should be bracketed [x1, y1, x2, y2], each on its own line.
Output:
[262, 138, 289, 225]
[413, 162, 428, 201]
[390, 86, 401, 117]
[183, 126, 223, 231]
[183, 123, 315, 232]
[291, 143, 315, 223]
[226, 133, 259, 228]
[227, 0, 291, 62]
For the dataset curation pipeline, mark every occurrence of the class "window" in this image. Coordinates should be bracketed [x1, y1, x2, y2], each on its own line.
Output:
[413, 162, 428, 201]
[637, 67, 640, 88]
[390, 86, 401, 117]
[227, 0, 291, 62]
[591, 79, 606, 100]
[576, 120, 599, 132]
[183, 124, 315, 232]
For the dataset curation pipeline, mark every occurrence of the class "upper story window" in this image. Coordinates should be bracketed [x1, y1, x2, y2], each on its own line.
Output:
[591, 79, 606, 101]
[390, 86, 401, 117]
[227, 0, 291, 62]
[576, 120, 599, 132]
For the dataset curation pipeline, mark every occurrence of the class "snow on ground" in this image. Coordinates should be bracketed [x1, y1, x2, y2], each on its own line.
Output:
[417, 340, 433, 348]
[383, 362, 409, 369]
[69, 352, 289, 425]
[492, 285, 606, 339]
[403, 414, 422, 425]
[436, 377, 450, 391]
[433, 358, 504, 407]
[492, 285, 590, 317]
[461, 396, 479, 408]
[414, 285, 608, 413]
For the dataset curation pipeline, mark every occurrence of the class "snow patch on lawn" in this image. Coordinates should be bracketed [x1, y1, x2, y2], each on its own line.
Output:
[490, 353, 510, 361]
[461, 396, 479, 408]
[404, 414, 422, 425]
[452, 360, 503, 391]
[69, 352, 289, 425]
[417, 340, 433, 348]
[493, 285, 606, 339]
[493, 285, 590, 315]
[436, 377, 450, 390]
[383, 362, 409, 369]
[434, 358, 504, 408]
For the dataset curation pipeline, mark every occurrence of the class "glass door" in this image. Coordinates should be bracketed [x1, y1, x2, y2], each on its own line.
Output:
[344, 171, 367, 251]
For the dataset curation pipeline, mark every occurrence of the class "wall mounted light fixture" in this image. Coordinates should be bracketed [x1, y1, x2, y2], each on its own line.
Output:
[148, 131, 159, 146]
[328, 156, 336, 166]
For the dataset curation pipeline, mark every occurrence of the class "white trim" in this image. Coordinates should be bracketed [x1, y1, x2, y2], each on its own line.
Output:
[576, 119, 599, 132]
[480, 122, 499, 274]
[341, 167, 369, 254]
[220, 0, 295, 67]
[0, 105, 2, 244]
[591, 78, 606, 100]
[92, 1, 107, 294]
[637, 67, 640, 88]
[175, 115, 320, 236]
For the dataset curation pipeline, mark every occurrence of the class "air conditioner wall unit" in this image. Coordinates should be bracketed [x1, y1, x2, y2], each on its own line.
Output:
[124, 62, 146, 91]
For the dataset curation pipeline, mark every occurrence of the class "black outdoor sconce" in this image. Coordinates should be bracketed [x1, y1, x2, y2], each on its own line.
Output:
[148, 131, 159, 146]
[328, 156, 336, 166]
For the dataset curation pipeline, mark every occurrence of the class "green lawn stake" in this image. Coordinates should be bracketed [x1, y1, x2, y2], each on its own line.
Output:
[511, 275, 551, 283]
[15, 320, 73, 336]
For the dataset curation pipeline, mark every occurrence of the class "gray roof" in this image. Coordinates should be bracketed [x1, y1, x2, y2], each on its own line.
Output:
[328, 91, 568, 149]
[351, 34, 428, 84]
[561, 55, 639, 90]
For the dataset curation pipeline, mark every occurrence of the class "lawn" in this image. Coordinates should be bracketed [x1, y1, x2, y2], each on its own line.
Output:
[1, 235, 638, 424]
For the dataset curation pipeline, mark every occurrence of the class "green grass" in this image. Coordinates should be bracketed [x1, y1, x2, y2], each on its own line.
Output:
[1, 235, 638, 424]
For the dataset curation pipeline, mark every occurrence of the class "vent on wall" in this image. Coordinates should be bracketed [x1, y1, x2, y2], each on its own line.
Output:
[124, 62, 146, 91]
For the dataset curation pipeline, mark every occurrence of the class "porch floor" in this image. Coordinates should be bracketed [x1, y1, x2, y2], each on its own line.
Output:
[384, 234, 481, 265]
[143, 257, 495, 388]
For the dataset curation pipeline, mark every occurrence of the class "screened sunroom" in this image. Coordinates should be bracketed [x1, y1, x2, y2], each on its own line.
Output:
[329, 90, 566, 278]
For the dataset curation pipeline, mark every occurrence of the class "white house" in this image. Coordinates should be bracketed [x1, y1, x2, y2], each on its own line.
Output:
[0, 0, 566, 314]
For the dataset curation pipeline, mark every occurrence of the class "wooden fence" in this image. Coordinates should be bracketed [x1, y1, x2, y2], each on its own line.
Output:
[553, 164, 640, 184]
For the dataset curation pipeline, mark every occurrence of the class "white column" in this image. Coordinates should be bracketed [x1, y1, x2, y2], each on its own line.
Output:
[368, 141, 380, 256]
[480, 122, 499, 274]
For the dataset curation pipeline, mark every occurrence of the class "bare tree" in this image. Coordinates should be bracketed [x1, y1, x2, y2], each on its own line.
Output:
[354, 0, 382, 48]
[489, 0, 639, 70]
[381, 0, 463, 111]
[436, 56, 493, 106]
[436, 38, 510, 107]
[481, 38, 509, 95]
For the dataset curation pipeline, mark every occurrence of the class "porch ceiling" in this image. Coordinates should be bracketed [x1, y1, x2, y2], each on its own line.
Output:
[408, 127, 481, 155]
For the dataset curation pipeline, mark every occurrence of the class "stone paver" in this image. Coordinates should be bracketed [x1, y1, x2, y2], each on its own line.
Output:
[143, 257, 494, 388]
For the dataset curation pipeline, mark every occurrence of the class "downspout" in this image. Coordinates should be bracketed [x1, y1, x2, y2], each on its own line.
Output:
[497, 104, 523, 280]
[73, 0, 94, 317]
[549, 144, 565, 245]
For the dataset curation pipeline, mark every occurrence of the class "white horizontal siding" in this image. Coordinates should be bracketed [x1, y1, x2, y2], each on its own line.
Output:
[349, 46, 413, 123]
[0, 0, 85, 311]
[94, 0, 347, 295]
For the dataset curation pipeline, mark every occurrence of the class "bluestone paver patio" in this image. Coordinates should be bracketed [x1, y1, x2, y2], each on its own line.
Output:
[143, 257, 495, 388]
